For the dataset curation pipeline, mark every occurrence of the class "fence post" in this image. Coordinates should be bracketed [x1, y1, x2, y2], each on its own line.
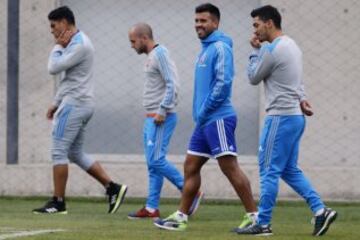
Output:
[7, 0, 20, 164]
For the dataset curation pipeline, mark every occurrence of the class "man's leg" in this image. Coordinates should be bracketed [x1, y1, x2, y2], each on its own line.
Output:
[67, 123, 113, 188]
[179, 154, 208, 214]
[236, 116, 284, 235]
[154, 122, 209, 230]
[144, 118, 165, 210]
[204, 116, 257, 211]
[256, 116, 290, 226]
[153, 154, 208, 231]
[33, 104, 76, 214]
[151, 114, 183, 191]
[53, 164, 68, 198]
[280, 116, 336, 236]
[128, 117, 166, 219]
[237, 116, 306, 236]
[217, 155, 257, 212]
[281, 134, 325, 215]
[86, 162, 111, 186]
[200, 116, 258, 229]
[67, 119, 111, 188]
[67, 106, 127, 214]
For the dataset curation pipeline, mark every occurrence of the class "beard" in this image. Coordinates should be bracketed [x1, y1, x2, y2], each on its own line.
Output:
[136, 45, 147, 54]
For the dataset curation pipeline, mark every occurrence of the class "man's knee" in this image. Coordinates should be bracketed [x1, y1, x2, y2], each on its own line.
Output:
[218, 155, 237, 170]
[68, 151, 94, 170]
[147, 156, 167, 170]
[68, 150, 81, 162]
[52, 148, 69, 165]
[183, 155, 207, 177]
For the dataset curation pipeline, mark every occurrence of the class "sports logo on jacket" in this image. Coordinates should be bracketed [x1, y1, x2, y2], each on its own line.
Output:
[197, 52, 207, 67]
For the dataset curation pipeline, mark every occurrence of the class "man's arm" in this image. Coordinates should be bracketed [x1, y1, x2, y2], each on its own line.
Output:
[154, 48, 178, 124]
[247, 36, 275, 85]
[48, 41, 86, 75]
[197, 42, 233, 126]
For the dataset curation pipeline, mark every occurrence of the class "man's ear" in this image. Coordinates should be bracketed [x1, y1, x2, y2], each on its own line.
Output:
[266, 19, 274, 29]
[211, 16, 219, 28]
[60, 18, 70, 29]
[141, 34, 148, 42]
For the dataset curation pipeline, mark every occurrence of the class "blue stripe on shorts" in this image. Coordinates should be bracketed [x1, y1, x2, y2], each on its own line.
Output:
[54, 104, 72, 139]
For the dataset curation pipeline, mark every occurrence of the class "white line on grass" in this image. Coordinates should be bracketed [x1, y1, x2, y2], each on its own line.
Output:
[0, 229, 65, 240]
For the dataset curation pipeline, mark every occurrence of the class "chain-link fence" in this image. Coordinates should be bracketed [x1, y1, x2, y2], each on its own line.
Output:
[0, 0, 359, 200]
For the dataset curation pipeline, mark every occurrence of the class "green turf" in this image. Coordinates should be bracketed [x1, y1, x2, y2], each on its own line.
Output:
[0, 197, 358, 240]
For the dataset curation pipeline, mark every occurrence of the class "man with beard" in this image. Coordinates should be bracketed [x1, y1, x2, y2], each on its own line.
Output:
[154, 3, 258, 231]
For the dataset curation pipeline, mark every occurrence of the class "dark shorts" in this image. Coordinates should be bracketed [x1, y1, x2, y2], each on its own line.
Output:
[187, 116, 238, 159]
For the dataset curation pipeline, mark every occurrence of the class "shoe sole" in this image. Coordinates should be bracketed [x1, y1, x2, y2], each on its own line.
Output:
[153, 221, 186, 231]
[188, 191, 204, 216]
[109, 185, 128, 214]
[127, 215, 160, 220]
[254, 232, 273, 236]
[315, 211, 337, 236]
[234, 228, 273, 236]
[32, 210, 68, 215]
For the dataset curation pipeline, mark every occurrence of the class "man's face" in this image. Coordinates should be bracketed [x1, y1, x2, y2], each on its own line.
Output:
[49, 19, 67, 39]
[195, 12, 218, 39]
[128, 30, 147, 54]
[252, 16, 271, 42]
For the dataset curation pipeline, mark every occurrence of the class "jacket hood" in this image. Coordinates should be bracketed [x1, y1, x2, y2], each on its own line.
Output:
[201, 30, 233, 48]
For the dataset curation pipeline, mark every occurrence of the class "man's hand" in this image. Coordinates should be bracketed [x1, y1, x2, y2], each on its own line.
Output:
[300, 100, 314, 116]
[56, 30, 74, 48]
[46, 105, 58, 120]
[250, 34, 261, 49]
[154, 114, 165, 125]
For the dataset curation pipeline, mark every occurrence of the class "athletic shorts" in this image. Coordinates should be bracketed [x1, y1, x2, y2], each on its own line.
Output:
[187, 115, 237, 159]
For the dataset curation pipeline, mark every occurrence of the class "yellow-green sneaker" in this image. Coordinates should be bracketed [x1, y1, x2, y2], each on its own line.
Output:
[232, 213, 256, 232]
[154, 212, 187, 231]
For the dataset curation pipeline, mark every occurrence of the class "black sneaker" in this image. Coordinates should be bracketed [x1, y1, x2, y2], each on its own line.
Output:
[312, 208, 337, 236]
[32, 197, 67, 214]
[106, 182, 128, 214]
[235, 223, 273, 236]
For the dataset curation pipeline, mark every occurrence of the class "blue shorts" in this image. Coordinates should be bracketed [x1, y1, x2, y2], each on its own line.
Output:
[187, 115, 237, 159]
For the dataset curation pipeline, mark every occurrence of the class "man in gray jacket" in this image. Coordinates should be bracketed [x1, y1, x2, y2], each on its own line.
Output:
[127, 23, 203, 219]
[33, 6, 127, 214]
[236, 5, 337, 236]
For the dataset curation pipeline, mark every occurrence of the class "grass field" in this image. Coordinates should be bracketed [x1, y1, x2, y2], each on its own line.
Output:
[0, 197, 358, 240]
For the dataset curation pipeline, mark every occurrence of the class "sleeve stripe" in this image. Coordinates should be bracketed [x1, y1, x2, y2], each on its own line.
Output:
[156, 47, 175, 108]
[214, 41, 226, 96]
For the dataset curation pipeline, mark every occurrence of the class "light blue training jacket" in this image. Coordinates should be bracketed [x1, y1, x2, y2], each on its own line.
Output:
[193, 30, 236, 127]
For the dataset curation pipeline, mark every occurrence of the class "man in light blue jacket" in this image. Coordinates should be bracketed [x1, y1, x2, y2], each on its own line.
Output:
[154, 3, 258, 231]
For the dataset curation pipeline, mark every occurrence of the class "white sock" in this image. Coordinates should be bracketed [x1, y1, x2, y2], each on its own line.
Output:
[315, 208, 325, 216]
[145, 207, 156, 213]
[247, 212, 258, 221]
[175, 210, 188, 221]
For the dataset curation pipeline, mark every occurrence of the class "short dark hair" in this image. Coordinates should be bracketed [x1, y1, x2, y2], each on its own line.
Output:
[195, 3, 220, 21]
[48, 6, 75, 25]
[251, 5, 281, 29]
